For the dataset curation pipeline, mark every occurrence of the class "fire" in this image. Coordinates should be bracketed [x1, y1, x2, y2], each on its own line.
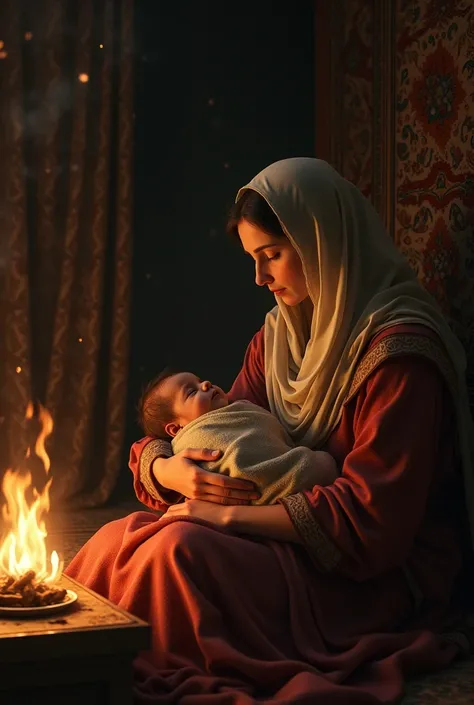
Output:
[0, 403, 62, 584]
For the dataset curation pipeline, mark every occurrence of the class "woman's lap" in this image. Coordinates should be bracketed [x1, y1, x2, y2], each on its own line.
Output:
[65, 511, 460, 704]
[67, 513, 297, 664]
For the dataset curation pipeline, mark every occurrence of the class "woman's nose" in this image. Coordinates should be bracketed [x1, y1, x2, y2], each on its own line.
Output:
[201, 380, 211, 392]
[255, 263, 272, 287]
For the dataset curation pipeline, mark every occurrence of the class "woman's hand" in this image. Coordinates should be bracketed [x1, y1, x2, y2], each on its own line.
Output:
[152, 448, 260, 505]
[161, 500, 301, 542]
[162, 499, 232, 528]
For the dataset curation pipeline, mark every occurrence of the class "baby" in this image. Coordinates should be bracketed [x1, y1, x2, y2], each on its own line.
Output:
[138, 370, 338, 505]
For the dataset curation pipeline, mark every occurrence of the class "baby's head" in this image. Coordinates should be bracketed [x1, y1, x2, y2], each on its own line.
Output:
[138, 370, 229, 439]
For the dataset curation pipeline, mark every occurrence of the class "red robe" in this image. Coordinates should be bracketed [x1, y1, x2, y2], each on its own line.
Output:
[65, 324, 469, 704]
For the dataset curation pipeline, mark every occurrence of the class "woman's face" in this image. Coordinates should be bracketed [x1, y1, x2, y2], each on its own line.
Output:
[238, 219, 308, 306]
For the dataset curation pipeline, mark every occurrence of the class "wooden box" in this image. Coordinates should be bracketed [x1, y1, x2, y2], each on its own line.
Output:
[0, 575, 150, 705]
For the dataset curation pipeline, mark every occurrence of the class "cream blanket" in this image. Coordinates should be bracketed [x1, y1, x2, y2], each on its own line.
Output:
[171, 401, 338, 505]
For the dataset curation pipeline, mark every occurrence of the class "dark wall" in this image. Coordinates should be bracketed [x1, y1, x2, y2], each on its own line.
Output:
[119, 0, 315, 490]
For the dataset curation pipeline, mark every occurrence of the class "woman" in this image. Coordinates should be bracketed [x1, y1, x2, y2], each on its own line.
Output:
[66, 158, 474, 704]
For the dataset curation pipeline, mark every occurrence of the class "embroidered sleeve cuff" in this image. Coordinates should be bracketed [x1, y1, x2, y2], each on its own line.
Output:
[280, 493, 341, 572]
[139, 439, 183, 505]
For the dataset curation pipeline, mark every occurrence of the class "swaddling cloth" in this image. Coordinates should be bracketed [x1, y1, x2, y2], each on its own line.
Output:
[172, 401, 338, 504]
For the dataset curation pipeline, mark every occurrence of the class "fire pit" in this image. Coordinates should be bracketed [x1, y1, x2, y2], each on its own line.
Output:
[0, 404, 68, 612]
[0, 574, 149, 705]
[0, 568, 75, 613]
[0, 404, 150, 704]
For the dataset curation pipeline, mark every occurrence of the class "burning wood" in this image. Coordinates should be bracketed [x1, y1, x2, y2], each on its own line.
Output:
[0, 569, 67, 607]
[0, 404, 64, 605]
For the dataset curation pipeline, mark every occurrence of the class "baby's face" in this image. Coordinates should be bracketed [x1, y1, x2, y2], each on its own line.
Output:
[162, 372, 229, 429]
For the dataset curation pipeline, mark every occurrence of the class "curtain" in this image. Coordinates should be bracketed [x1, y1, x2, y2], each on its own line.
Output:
[0, 0, 133, 507]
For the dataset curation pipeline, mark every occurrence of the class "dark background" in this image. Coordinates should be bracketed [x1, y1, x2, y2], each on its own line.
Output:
[119, 0, 315, 493]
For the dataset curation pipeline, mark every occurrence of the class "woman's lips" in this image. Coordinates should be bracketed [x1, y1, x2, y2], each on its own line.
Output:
[271, 288, 286, 296]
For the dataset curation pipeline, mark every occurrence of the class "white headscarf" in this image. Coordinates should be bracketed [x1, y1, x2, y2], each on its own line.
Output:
[236, 157, 474, 543]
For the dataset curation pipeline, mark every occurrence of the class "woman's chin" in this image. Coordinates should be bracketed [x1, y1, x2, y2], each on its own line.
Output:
[279, 292, 306, 307]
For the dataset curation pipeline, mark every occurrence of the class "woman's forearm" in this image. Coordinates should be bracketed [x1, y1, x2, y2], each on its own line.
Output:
[226, 503, 301, 542]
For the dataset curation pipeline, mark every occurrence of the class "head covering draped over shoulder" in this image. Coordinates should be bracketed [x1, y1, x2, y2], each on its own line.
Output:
[236, 157, 474, 544]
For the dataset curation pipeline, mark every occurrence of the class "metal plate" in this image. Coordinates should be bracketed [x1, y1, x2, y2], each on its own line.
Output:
[0, 589, 78, 618]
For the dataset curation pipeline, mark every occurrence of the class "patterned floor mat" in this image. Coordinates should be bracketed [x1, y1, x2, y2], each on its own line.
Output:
[402, 656, 474, 703]
[48, 495, 152, 565]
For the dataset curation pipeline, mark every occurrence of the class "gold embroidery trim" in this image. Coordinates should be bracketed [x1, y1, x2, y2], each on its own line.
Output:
[139, 439, 173, 503]
[281, 333, 457, 573]
[346, 333, 458, 404]
[281, 493, 341, 571]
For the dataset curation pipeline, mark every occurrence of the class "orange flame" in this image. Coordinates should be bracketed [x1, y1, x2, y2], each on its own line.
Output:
[0, 404, 62, 583]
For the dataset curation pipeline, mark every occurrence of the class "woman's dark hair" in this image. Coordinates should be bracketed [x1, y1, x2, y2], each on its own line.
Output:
[226, 189, 286, 239]
[137, 368, 179, 439]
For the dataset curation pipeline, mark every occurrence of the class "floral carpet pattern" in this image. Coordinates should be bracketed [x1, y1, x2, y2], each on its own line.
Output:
[395, 0, 474, 403]
[335, 0, 474, 408]
[318, 1, 474, 701]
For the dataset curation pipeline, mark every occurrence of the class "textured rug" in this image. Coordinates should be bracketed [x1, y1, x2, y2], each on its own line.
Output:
[403, 656, 474, 703]
[48, 495, 154, 566]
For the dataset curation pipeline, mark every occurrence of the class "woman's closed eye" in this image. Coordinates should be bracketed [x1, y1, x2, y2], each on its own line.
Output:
[266, 252, 280, 261]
